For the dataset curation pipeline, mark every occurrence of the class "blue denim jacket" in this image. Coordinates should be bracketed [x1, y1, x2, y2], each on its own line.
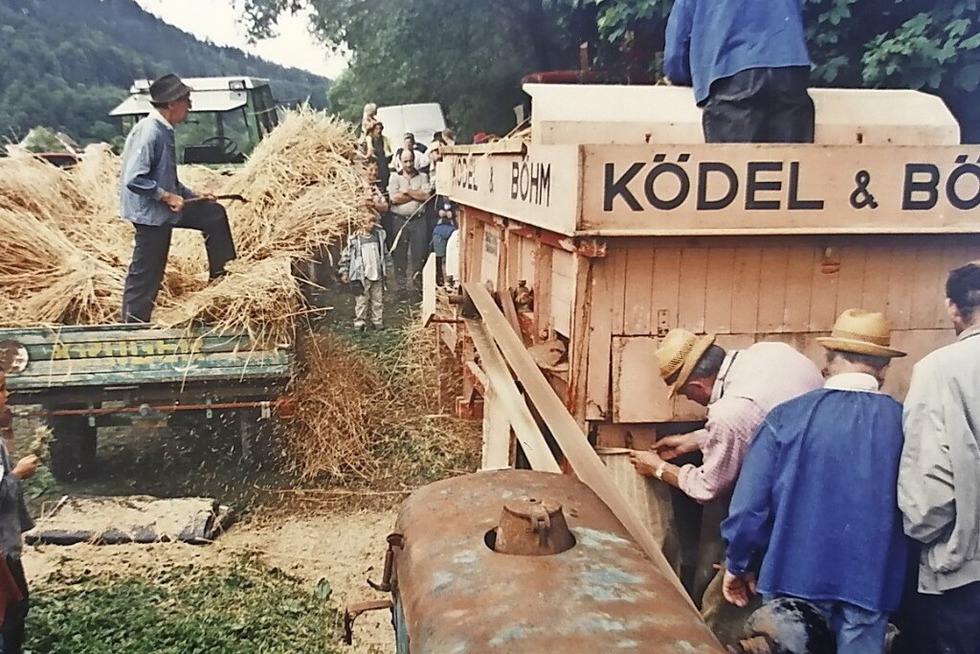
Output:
[664, 0, 810, 105]
[119, 113, 194, 226]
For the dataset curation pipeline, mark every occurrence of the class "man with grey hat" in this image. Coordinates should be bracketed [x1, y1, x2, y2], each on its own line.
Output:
[119, 73, 237, 323]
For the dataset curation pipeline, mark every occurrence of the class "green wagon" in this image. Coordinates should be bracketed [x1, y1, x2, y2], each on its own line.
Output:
[0, 324, 293, 480]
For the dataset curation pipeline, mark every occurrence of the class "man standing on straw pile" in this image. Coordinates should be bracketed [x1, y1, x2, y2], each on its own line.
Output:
[388, 149, 432, 300]
[628, 328, 822, 642]
[0, 372, 38, 654]
[119, 73, 237, 323]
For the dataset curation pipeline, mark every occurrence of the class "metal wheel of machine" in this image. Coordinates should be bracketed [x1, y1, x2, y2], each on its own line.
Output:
[47, 414, 98, 481]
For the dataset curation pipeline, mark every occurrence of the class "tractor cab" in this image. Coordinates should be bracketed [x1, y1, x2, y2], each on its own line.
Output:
[109, 77, 280, 165]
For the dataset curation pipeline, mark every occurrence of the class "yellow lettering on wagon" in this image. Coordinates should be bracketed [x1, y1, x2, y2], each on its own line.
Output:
[50, 339, 203, 360]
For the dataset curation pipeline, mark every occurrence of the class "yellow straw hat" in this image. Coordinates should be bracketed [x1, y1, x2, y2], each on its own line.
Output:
[654, 329, 717, 398]
[816, 309, 906, 358]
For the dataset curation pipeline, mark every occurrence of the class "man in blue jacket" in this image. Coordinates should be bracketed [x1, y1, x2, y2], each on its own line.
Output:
[664, 0, 814, 143]
[721, 309, 908, 653]
[119, 73, 236, 323]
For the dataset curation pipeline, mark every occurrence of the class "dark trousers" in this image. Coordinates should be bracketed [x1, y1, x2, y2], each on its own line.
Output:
[388, 215, 429, 292]
[896, 580, 980, 654]
[702, 66, 815, 144]
[2, 556, 28, 654]
[121, 201, 236, 323]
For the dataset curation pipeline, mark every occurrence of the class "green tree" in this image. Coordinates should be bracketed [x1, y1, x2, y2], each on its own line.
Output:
[0, 0, 331, 146]
[244, 0, 980, 141]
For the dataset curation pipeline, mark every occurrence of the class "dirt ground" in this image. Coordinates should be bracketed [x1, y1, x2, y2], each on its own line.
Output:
[24, 507, 399, 654]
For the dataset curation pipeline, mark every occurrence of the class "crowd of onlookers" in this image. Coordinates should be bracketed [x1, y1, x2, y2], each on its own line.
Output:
[338, 102, 460, 332]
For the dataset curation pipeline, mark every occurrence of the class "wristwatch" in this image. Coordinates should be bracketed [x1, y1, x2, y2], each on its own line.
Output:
[654, 461, 667, 481]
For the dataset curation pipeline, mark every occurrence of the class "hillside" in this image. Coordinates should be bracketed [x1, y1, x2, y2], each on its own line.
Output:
[0, 0, 329, 146]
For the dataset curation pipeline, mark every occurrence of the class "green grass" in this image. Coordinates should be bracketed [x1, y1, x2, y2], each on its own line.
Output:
[27, 557, 343, 654]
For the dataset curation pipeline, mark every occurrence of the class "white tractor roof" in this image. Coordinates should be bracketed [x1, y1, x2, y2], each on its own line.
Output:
[525, 84, 960, 146]
[109, 77, 269, 117]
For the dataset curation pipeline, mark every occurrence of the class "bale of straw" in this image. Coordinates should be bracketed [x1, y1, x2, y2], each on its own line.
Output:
[281, 325, 480, 486]
[0, 107, 370, 343]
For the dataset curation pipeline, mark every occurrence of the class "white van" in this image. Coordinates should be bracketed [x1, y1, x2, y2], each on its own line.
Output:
[376, 103, 447, 147]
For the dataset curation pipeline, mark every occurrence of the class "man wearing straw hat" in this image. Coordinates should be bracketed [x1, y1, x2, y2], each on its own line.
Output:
[721, 309, 908, 653]
[898, 262, 980, 653]
[119, 73, 237, 323]
[629, 327, 821, 640]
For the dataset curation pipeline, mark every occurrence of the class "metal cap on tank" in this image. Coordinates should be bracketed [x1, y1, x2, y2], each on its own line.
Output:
[491, 497, 575, 556]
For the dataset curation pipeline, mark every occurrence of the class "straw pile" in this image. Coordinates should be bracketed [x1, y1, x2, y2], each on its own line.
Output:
[0, 107, 370, 345]
[282, 325, 480, 486]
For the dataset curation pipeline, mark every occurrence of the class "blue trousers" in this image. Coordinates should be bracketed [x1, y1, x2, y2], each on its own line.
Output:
[765, 596, 888, 654]
[809, 600, 888, 654]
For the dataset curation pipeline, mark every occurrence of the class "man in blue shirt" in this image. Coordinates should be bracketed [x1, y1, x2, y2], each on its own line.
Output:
[721, 309, 908, 653]
[664, 0, 814, 143]
[119, 73, 236, 323]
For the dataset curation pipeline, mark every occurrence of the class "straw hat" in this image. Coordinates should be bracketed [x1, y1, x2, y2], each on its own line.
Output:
[817, 309, 906, 358]
[654, 329, 716, 397]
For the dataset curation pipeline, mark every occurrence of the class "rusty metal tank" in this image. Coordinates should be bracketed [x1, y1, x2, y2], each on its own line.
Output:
[388, 469, 724, 653]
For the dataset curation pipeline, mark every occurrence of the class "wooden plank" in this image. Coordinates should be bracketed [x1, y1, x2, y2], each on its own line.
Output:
[569, 255, 593, 423]
[22, 336, 257, 362]
[623, 247, 654, 335]
[518, 237, 537, 285]
[585, 258, 614, 421]
[909, 245, 947, 329]
[609, 248, 629, 335]
[677, 247, 708, 333]
[551, 249, 576, 336]
[884, 242, 914, 331]
[499, 287, 524, 342]
[729, 248, 762, 334]
[466, 282, 696, 608]
[757, 247, 789, 332]
[704, 248, 736, 334]
[481, 383, 511, 470]
[650, 247, 682, 335]
[20, 350, 289, 374]
[784, 246, 815, 332]
[834, 244, 867, 317]
[6, 365, 291, 390]
[859, 246, 892, 318]
[809, 246, 840, 332]
[0, 324, 201, 339]
[8, 328, 248, 346]
[612, 336, 671, 423]
[465, 319, 561, 474]
[421, 253, 438, 326]
[533, 245, 554, 338]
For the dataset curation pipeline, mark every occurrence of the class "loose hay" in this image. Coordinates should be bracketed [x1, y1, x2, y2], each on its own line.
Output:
[282, 325, 481, 487]
[0, 107, 370, 345]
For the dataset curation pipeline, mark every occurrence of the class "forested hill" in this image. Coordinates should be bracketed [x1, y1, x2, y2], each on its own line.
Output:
[0, 0, 329, 145]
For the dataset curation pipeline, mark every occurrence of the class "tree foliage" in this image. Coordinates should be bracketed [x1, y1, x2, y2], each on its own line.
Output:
[0, 0, 330, 147]
[244, 0, 980, 141]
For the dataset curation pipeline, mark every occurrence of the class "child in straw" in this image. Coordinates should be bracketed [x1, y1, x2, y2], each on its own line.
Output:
[339, 213, 393, 332]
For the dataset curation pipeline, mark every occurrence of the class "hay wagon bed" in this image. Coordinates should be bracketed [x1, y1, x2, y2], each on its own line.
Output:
[0, 324, 293, 480]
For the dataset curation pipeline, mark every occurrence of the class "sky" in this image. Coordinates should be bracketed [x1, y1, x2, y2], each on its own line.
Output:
[134, 0, 348, 79]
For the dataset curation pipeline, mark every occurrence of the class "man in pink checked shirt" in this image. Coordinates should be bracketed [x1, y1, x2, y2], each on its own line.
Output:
[629, 328, 822, 642]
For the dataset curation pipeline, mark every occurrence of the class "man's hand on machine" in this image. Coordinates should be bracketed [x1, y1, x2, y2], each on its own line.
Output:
[653, 432, 701, 460]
